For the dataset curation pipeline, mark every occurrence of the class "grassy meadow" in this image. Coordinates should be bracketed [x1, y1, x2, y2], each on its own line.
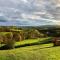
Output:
[0, 37, 59, 60]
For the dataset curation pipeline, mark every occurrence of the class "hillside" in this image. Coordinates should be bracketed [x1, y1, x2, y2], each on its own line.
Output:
[0, 40, 59, 60]
[0, 26, 59, 60]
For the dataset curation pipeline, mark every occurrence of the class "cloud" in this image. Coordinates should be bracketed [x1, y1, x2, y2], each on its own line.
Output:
[0, 0, 60, 26]
[22, 0, 28, 3]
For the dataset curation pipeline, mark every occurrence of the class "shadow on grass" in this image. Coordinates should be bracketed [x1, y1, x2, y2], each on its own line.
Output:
[15, 38, 52, 48]
[0, 43, 57, 50]
[0, 38, 53, 50]
[15, 42, 40, 48]
[0, 45, 14, 50]
[0, 42, 40, 50]
[0, 43, 55, 50]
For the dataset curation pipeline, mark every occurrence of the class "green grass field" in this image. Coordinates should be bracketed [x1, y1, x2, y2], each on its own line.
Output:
[0, 38, 60, 60]
[15, 38, 51, 46]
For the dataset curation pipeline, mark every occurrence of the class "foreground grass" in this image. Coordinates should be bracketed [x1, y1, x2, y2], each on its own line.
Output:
[0, 38, 60, 60]
[0, 43, 60, 60]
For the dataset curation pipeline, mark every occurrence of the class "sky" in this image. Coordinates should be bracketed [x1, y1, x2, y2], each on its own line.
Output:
[0, 0, 60, 26]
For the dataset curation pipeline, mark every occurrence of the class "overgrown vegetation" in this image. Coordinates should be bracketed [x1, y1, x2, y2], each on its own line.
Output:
[0, 26, 60, 60]
[0, 26, 47, 49]
[0, 26, 60, 49]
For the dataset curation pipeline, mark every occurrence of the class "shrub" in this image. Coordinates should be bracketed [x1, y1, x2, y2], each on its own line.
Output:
[13, 32, 21, 41]
[5, 32, 15, 49]
[0, 35, 3, 43]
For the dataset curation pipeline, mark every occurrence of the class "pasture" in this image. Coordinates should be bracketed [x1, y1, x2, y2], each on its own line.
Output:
[0, 38, 59, 60]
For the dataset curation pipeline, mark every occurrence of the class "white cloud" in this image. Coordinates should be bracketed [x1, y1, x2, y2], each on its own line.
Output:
[22, 0, 28, 3]
[0, 0, 60, 26]
[21, 13, 41, 20]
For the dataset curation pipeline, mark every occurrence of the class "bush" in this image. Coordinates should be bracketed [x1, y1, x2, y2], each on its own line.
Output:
[0, 35, 3, 43]
[13, 32, 21, 41]
[5, 32, 15, 49]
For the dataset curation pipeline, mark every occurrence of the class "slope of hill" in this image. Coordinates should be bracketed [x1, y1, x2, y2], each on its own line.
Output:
[0, 40, 59, 60]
